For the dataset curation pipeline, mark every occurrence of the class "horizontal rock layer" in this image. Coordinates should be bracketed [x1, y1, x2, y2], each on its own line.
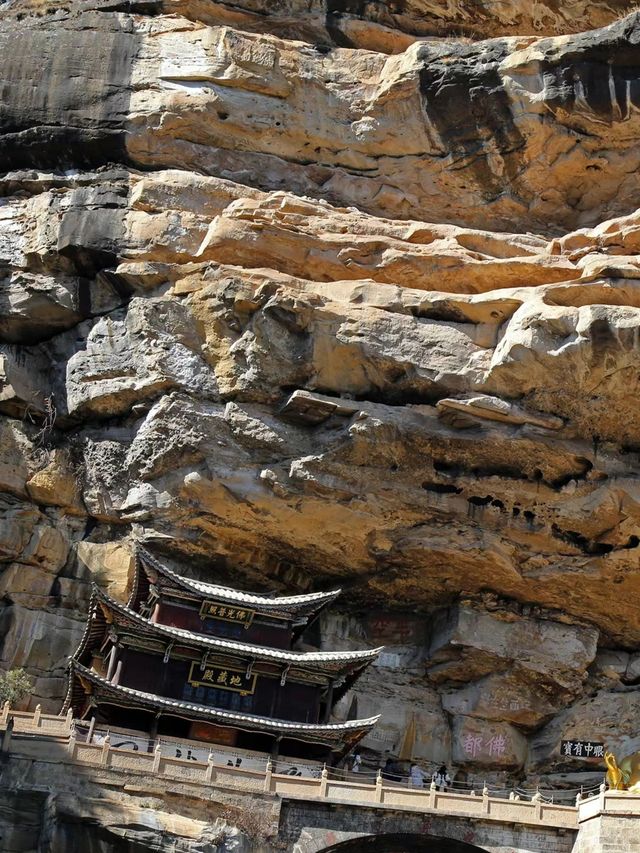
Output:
[4, 8, 640, 231]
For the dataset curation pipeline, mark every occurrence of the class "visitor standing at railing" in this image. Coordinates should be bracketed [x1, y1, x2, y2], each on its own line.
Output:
[432, 765, 451, 791]
[382, 757, 400, 781]
[410, 763, 426, 788]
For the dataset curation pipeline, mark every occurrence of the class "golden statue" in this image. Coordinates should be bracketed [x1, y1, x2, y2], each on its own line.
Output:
[605, 750, 640, 792]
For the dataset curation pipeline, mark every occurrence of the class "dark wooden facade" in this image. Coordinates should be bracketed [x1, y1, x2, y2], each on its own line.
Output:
[118, 647, 322, 722]
[65, 548, 381, 761]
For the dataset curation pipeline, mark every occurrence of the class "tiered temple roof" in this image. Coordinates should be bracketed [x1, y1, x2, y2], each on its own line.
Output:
[74, 586, 382, 698]
[65, 546, 381, 761]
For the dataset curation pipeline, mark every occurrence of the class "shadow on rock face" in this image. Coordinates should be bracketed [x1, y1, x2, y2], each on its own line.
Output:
[0, 11, 139, 171]
[419, 42, 526, 201]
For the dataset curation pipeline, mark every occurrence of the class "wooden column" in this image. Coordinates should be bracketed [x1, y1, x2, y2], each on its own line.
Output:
[323, 684, 334, 723]
[270, 736, 282, 763]
[148, 713, 160, 752]
[112, 659, 123, 686]
[106, 645, 117, 681]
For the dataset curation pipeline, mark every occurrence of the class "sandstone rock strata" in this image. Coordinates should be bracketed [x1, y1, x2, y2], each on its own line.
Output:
[4, 11, 640, 230]
[3, 0, 640, 797]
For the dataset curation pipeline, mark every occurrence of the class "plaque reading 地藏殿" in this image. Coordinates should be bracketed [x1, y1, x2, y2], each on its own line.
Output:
[199, 601, 255, 627]
[187, 661, 257, 695]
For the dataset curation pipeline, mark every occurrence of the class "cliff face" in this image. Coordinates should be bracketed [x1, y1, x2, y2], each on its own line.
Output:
[3, 0, 640, 792]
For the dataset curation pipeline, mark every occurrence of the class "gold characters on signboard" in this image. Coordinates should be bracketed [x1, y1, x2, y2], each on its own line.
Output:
[199, 601, 255, 628]
[187, 661, 256, 695]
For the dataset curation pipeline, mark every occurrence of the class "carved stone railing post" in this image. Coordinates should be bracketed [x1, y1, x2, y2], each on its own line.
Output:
[152, 744, 162, 774]
[264, 758, 273, 794]
[0, 702, 10, 727]
[33, 704, 42, 729]
[205, 752, 216, 783]
[532, 789, 542, 821]
[1, 717, 14, 755]
[482, 784, 489, 814]
[429, 779, 436, 809]
[319, 765, 328, 797]
[100, 735, 111, 766]
[65, 708, 74, 731]
[67, 732, 77, 759]
[375, 770, 383, 803]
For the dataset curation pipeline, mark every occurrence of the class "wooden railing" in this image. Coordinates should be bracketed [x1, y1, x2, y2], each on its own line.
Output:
[0, 707, 578, 829]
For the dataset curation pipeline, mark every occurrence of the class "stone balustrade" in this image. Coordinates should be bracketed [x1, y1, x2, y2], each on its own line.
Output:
[577, 787, 640, 822]
[0, 708, 579, 829]
[0, 702, 73, 738]
[65, 737, 580, 828]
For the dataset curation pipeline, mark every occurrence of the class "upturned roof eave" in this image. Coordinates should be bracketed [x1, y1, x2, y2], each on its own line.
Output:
[70, 661, 380, 743]
[136, 547, 342, 616]
[89, 585, 382, 673]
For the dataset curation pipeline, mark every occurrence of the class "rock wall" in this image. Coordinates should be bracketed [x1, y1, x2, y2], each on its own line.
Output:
[0, 749, 273, 852]
[3, 0, 640, 795]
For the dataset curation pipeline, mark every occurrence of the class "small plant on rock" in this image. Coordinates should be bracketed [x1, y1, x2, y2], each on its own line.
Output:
[0, 669, 33, 708]
[218, 805, 276, 842]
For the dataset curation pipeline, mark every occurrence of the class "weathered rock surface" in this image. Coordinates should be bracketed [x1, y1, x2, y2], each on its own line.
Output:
[0, 783, 267, 853]
[4, 10, 640, 231]
[3, 0, 640, 802]
[4, 0, 637, 46]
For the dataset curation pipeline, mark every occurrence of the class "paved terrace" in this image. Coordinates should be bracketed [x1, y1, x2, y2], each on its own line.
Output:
[0, 706, 579, 832]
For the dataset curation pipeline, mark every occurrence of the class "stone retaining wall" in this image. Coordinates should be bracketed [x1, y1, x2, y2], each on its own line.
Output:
[5, 708, 639, 852]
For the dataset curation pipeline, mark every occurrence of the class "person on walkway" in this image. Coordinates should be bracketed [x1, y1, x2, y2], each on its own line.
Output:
[382, 757, 398, 781]
[351, 751, 362, 773]
[432, 764, 451, 791]
[409, 763, 426, 788]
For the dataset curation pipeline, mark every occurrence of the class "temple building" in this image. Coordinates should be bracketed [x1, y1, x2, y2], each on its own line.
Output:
[64, 547, 382, 763]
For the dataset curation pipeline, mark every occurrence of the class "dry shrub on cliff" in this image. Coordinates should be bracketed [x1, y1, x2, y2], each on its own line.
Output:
[0, 669, 33, 708]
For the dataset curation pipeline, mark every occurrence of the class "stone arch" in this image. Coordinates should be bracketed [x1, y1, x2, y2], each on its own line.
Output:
[279, 800, 573, 853]
[319, 834, 490, 853]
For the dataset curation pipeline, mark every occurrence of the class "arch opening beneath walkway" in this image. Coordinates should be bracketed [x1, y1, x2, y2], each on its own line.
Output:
[320, 834, 490, 853]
